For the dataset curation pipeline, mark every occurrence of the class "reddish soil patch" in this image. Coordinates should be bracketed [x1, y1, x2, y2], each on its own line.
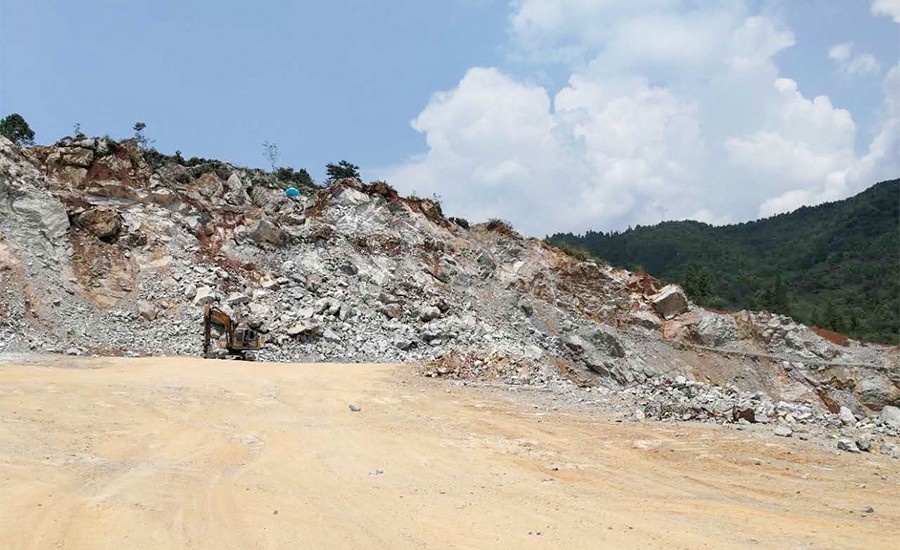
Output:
[811, 326, 850, 346]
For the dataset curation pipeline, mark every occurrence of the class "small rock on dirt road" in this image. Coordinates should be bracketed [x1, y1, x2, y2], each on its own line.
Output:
[774, 425, 792, 437]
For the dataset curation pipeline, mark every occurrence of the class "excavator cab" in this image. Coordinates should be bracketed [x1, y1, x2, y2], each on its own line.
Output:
[203, 303, 262, 359]
[231, 326, 261, 350]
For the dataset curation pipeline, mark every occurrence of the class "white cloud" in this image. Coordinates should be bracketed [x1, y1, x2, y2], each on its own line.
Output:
[872, 0, 900, 23]
[828, 42, 881, 77]
[852, 63, 900, 183]
[381, 0, 899, 234]
[755, 65, 899, 217]
[726, 78, 855, 184]
[847, 54, 881, 76]
[384, 68, 565, 227]
[828, 43, 852, 63]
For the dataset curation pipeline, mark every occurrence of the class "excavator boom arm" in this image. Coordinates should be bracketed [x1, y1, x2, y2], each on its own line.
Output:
[203, 303, 234, 355]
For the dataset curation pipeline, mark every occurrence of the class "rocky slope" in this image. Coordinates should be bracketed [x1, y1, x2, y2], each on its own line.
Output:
[1, 135, 898, 453]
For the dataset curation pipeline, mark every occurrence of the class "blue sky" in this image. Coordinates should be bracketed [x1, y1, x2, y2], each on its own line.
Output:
[2, 0, 898, 235]
[1, 1, 509, 177]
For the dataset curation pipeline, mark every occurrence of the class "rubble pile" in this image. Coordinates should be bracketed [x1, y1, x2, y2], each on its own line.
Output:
[422, 349, 554, 385]
[0, 135, 897, 455]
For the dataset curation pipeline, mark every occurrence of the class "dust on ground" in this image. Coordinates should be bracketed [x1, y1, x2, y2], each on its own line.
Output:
[0, 355, 896, 549]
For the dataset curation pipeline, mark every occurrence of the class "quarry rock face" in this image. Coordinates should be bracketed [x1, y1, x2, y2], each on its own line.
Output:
[0, 135, 898, 453]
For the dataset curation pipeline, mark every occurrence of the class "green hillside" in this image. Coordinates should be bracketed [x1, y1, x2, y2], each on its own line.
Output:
[549, 179, 900, 344]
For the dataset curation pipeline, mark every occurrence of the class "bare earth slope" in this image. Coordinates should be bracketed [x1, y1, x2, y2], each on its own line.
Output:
[0, 356, 896, 549]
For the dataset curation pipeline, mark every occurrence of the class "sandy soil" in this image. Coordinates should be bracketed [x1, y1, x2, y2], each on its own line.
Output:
[0, 355, 897, 549]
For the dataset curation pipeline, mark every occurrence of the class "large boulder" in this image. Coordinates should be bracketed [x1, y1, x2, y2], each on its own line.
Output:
[224, 173, 251, 206]
[650, 284, 689, 320]
[839, 406, 856, 426]
[381, 303, 404, 319]
[858, 372, 900, 409]
[151, 187, 180, 207]
[137, 300, 158, 321]
[332, 186, 372, 207]
[419, 306, 442, 322]
[287, 321, 322, 337]
[880, 406, 900, 429]
[76, 208, 123, 241]
[629, 309, 662, 329]
[249, 186, 288, 214]
[247, 219, 287, 246]
[226, 292, 251, 306]
[193, 286, 217, 306]
[191, 172, 224, 199]
[695, 310, 737, 346]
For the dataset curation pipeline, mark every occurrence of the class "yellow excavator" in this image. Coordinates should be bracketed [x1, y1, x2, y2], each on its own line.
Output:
[203, 303, 262, 359]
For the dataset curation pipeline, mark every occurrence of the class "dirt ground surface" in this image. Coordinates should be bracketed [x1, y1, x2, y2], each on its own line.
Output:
[0, 356, 897, 549]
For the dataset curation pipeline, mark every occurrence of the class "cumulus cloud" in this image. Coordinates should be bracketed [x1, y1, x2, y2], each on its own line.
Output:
[872, 0, 900, 23]
[384, 68, 710, 234]
[828, 42, 881, 77]
[754, 65, 900, 216]
[828, 43, 852, 63]
[382, 0, 899, 234]
[854, 63, 900, 180]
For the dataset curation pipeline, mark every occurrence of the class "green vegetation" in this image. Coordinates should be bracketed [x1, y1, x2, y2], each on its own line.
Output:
[548, 180, 900, 344]
[0, 113, 35, 146]
[546, 239, 593, 261]
[275, 167, 316, 188]
[260, 141, 317, 188]
[133, 121, 152, 149]
[326, 160, 360, 182]
[262, 141, 280, 172]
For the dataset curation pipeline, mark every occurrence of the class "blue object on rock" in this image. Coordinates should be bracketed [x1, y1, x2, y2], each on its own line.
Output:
[285, 187, 301, 197]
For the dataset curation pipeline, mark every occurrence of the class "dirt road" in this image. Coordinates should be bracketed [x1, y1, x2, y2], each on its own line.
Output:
[0, 356, 896, 549]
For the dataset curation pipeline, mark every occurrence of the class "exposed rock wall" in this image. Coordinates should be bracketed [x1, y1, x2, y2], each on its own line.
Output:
[0, 136, 897, 426]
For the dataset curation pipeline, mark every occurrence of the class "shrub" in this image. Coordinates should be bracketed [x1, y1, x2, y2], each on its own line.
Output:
[132, 122, 154, 149]
[184, 155, 218, 167]
[326, 160, 360, 182]
[262, 141, 279, 171]
[0, 113, 35, 146]
[486, 218, 514, 234]
[143, 148, 169, 169]
[449, 217, 470, 229]
[275, 167, 316, 188]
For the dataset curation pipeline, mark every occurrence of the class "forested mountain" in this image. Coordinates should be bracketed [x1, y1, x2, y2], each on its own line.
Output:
[549, 179, 900, 344]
